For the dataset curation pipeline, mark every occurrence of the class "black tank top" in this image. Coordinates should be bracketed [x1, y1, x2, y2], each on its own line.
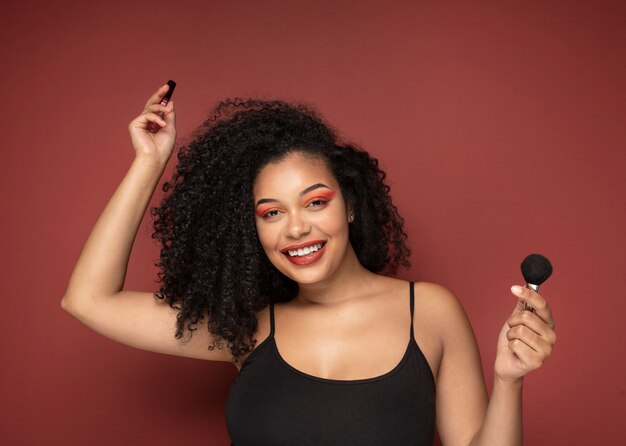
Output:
[226, 282, 436, 445]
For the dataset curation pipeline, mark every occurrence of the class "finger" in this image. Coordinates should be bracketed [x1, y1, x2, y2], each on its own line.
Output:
[507, 310, 557, 343]
[506, 323, 554, 357]
[144, 83, 170, 108]
[144, 103, 170, 115]
[163, 101, 176, 132]
[131, 111, 167, 129]
[508, 338, 544, 371]
[163, 100, 176, 127]
[511, 285, 556, 329]
[506, 309, 558, 356]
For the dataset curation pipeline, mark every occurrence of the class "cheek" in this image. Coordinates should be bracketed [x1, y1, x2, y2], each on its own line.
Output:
[314, 207, 349, 237]
[255, 220, 279, 253]
[329, 196, 349, 230]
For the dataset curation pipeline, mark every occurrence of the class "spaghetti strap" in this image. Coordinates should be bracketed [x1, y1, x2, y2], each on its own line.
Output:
[269, 302, 275, 337]
[409, 281, 415, 340]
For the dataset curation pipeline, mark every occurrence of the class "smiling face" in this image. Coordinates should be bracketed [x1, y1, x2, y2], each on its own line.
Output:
[253, 151, 356, 285]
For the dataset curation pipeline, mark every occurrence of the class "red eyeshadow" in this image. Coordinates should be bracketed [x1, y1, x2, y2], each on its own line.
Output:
[255, 205, 274, 217]
[306, 189, 336, 200]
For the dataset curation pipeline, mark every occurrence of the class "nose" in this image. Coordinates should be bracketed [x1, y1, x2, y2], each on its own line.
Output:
[285, 211, 311, 239]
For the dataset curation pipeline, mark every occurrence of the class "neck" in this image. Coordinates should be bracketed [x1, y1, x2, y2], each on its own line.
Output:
[294, 245, 379, 306]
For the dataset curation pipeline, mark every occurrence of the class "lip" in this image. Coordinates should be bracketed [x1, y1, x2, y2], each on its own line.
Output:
[282, 242, 326, 266]
[280, 239, 326, 253]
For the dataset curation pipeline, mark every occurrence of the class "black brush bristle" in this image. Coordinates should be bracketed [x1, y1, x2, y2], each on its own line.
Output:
[521, 254, 553, 285]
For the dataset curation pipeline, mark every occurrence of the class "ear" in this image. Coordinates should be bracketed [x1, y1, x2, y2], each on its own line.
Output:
[346, 200, 355, 223]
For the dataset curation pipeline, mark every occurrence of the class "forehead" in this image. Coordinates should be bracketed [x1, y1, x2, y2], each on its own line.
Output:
[253, 152, 338, 197]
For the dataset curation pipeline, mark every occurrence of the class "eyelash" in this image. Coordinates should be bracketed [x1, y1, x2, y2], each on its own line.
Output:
[262, 209, 281, 218]
[309, 198, 328, 207]
[261, 198, 329, 219]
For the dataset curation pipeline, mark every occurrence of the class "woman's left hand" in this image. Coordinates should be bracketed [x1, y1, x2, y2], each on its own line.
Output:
[494, 285, 557, 382]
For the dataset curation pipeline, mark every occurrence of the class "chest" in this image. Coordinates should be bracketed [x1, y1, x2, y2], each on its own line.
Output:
[240, 301, 442, 382]
[276, 316, 412, 380]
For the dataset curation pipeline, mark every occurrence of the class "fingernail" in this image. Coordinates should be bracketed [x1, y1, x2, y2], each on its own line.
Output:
[511, 285, 524, 296]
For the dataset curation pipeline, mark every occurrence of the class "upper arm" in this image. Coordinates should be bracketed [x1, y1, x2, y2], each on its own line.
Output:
[61, 291, 233, 362]
[425, 283, 488, 446]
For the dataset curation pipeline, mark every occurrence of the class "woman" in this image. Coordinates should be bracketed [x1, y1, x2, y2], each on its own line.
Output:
[62, 83, 557, 445]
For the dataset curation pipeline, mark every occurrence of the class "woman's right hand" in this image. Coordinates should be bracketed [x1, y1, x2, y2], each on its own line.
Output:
[128, 83, 177, 165]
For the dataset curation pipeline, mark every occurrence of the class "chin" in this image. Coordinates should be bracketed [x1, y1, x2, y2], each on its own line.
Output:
[272, 261, 327, 285]
[287, 271, 332, 285]
[272, 252, 343, 286]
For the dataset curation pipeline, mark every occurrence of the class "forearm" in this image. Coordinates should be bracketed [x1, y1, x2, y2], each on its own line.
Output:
[62, 156, 167, 306]
[470, 377, 523, 446]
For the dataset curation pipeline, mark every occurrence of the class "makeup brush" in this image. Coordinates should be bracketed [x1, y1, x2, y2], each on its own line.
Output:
[520, 253, 553, 312]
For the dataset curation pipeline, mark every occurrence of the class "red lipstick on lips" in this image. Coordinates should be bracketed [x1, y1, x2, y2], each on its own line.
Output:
[281, 240, 326, 266]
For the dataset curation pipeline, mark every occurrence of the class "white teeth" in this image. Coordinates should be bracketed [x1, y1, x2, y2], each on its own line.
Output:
[287, 243, 323, 257]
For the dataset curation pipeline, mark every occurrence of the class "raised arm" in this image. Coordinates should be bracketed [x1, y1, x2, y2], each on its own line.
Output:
[61, 84, 232, 362]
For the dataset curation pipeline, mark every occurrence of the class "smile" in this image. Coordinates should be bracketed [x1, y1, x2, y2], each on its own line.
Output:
[280, 241, 327, 265]
[286, 242, 324, 257]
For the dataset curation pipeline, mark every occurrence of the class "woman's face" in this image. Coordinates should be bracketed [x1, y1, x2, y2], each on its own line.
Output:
[253, 152, 353, 285]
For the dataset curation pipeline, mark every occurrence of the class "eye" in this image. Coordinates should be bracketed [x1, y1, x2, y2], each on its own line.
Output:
[308, 198, 329, 208]
[262, 209, 282, 218]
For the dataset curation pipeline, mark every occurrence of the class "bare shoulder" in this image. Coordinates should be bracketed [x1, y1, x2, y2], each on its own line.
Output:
[414, 282, 464, 310]
[374, 277, 460, 304]
[362, 277, 465, 321]
[413, 281, 473, 334]
[409, 282, 478, 379]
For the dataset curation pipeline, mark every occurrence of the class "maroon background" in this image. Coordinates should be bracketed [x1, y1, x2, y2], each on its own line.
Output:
[2, 1, 625, 445]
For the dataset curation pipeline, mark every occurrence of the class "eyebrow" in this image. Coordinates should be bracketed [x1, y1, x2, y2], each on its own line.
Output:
[255, 183, 331, 207]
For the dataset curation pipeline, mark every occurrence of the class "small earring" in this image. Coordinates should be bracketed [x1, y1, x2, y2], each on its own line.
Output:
[348, 214, 354, 223]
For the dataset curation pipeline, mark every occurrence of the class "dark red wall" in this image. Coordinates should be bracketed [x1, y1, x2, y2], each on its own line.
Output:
[2, 1, 624, 444]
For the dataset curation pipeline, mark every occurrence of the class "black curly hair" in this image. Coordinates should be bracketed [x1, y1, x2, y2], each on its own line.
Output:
[150, 98, 410, 363]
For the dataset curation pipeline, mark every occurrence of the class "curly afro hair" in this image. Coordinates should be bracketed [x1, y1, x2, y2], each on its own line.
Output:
[150, 98, 410, 363]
